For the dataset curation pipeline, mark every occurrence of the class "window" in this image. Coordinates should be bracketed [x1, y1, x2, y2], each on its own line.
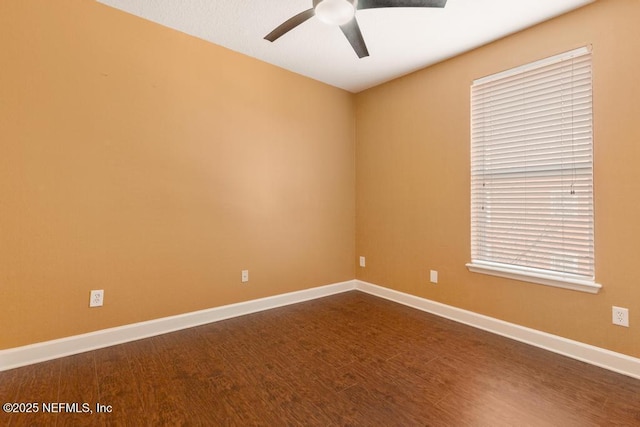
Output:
[467, 46, 601, 294]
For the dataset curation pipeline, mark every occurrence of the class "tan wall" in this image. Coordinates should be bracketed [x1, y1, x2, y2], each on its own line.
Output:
[356, 0, 640, 358]
[0, 0, 355, 349]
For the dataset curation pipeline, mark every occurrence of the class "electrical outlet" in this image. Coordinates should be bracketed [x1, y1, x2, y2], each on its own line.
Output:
[430, 270, 438, 284]
[612, 306, 629, 327]
[89, 290, 104, 307]
[241, 270, 249, 283]
[359, 256, 366, 267]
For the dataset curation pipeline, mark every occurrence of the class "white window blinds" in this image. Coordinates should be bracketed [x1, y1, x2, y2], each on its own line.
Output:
[468, 47, 600, 293]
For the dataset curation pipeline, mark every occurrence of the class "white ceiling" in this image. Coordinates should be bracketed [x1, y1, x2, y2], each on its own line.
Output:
[96, 0, 595, 93]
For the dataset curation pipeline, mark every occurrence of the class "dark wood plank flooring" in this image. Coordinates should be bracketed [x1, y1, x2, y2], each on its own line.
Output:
[1, 291, 639, 426]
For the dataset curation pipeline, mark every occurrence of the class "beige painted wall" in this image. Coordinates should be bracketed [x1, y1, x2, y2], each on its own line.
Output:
[356, 0, 640, 358]
[0, 0, 355, 349]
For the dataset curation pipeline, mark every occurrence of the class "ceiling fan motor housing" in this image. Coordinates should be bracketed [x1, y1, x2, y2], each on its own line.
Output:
[314, 0, 358, 26]
[312, 0, 358, 8]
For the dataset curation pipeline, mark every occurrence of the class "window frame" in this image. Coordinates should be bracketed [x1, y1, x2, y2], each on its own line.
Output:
[466, 46, 601, 294]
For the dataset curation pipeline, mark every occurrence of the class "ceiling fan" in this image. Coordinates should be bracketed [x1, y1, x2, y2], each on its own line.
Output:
[264, 0, 447, 58]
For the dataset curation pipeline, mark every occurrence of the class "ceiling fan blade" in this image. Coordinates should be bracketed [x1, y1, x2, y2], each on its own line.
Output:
[357, 0, 447, 9]
[340, 18, 369, 58]
[264, 8, 315, 42]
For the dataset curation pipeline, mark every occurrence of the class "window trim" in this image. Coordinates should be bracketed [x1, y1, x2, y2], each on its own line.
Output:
[467, 46, 601, 294]
[466, 261, 602, 294]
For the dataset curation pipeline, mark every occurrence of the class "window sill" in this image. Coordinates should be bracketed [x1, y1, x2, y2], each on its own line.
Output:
[466, 262, 602, 294]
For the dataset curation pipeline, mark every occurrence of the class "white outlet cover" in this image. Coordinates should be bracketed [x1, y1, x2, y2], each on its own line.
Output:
[612, 306, 629, 327]
[430, 270, 438, 284]
[241, 270, 249, 283]
[359, 256, 366, 267]
[90, 290, 104, 307]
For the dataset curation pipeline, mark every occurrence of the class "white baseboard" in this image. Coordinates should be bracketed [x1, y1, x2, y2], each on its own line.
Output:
[355, 280, 640, 380]
[3, 278, 639, 381]
[0, 280, 357, 372]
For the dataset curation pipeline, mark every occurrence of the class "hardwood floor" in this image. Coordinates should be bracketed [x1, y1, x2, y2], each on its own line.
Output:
[1, 291, 639, 426]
